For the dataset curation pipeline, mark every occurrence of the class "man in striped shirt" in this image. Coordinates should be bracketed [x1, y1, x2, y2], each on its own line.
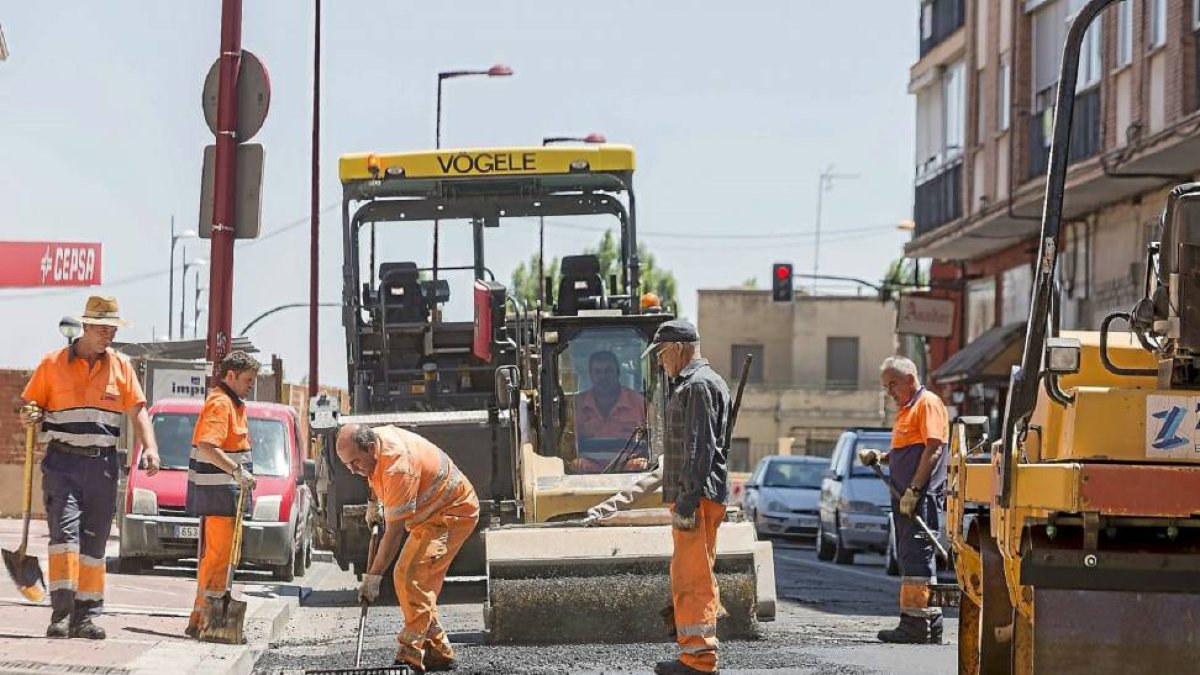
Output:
[20, 296, 160, 640]
[336, 424, 479, 673]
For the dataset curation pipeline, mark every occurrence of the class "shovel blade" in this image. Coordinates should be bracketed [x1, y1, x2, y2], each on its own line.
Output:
[197, 593, 247, 645]
[2, 548, 45, 603]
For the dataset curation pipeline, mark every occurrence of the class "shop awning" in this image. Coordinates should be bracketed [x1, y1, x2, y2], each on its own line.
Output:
[931, 322, 1026, 385]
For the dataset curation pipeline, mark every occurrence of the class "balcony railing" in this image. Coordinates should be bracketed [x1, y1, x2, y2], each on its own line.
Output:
[1028, 87, 1102, 179]
[919, 0, 966, 57]
[914, 159, 964, 237]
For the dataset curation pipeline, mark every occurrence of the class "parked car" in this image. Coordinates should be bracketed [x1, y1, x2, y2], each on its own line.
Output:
[741, 455, 826, 540]
[118, 397, 316, 581]
[817, 428, 893, 565]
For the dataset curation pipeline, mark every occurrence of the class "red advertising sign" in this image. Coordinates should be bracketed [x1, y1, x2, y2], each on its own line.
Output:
[0, 242, 103, 288]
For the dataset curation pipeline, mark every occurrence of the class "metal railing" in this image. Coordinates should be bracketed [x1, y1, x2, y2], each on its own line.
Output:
[914, 159, 964, 237]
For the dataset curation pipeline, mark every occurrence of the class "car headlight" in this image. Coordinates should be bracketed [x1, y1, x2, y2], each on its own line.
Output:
[131, 488, 158, 516]
[253, 495, 282, 522]
[843, 500, 882, 515]
[766, 500, 788, 513]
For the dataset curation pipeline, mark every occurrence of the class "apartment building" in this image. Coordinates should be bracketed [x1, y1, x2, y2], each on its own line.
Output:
[906, 0, 1200, 418]
[697, 289, 895, 470]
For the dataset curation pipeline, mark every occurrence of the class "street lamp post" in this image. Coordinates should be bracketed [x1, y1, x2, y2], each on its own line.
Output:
[168, 216, 197, 340]
[435, 64, 512, 150]
[180, 247, 208, 340]
[812, 165, 858, 294]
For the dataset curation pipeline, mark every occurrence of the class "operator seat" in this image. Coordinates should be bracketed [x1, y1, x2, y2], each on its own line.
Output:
[378, 262, 425, 324]
[557, 255, 605, 316]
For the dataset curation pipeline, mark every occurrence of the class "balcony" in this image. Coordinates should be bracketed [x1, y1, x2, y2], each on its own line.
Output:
[914, 159, 964, 237]
[1028, 87, 1102, 179]
[920, 0, 966, 57]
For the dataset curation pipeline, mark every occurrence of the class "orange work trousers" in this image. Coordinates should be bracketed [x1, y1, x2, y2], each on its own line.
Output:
[670, 499, 726, 673]
[187, 516, 235, 635]
[393, 506, 479, 668]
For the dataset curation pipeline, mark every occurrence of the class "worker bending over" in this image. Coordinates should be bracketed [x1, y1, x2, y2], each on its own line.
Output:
[336, 424, 479, 673]
[860, 355, 949, 644]
[185, 350, 258, 638]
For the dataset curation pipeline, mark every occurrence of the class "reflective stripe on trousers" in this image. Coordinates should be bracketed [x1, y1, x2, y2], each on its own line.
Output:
[393, 492, 478, 669]
[188, 516, 236, 633]
[891, 492, 943, 619]
[43, 448, 117, 622]
[671, 499, 725, 674]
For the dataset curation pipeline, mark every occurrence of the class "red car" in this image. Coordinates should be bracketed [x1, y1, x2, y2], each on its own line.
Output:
[117, 397, 316, 581]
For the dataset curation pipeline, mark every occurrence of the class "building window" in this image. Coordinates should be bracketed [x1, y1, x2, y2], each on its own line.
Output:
[1077, 14, 1103, 90]
[1195, 0, 1200, 30]
[825, 337, 860, 390]
[1001, 264, 1033, 325]
[731, 345, 765, 383]
[1149, 0, 1167, 48]
[1118, 0, 1134, 66]
[943, 61, 966, 160]
[998, 59, 1011, 131]
[729, 438, 751, 473]
[922, 2, 934, 40]
[967, 277, 996, 342]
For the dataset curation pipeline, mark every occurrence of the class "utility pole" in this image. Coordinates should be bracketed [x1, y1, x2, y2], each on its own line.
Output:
[205, 0, 243, 371]
[308, 0, 321, 397]
[812, 165, 858, 294]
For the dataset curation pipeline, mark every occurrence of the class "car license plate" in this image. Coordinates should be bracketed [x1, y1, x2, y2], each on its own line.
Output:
[796, 516, 817, 526]
[176, 525, 200, 539]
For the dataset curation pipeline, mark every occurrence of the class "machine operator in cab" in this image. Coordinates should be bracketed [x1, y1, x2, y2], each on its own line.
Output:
[336, 423, 479, 673]
[572, 350, 650, 474]
[860, 355, 949, 645]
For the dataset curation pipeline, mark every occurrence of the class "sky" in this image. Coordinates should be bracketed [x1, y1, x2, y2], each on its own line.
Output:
[0, 1, 918, 387]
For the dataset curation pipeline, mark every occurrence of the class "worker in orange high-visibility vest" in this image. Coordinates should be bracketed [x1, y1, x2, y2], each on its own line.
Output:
[643, 320, 732, 675]
[336, 424, 479, 673]
[184, 350, 258, 638]
[20, 296, 161, 640]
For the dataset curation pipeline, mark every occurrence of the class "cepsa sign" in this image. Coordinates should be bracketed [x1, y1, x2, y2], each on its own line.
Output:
[0, 242, 102, 288]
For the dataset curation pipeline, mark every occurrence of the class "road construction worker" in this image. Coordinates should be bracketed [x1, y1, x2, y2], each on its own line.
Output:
[19, 295, 161, 639]
[335, 423, 479, 673]
[643, 319, 732, 675]
[572, 350, 649, 474]
[185, 350, 259, 638]
[860, 355, 948, 644]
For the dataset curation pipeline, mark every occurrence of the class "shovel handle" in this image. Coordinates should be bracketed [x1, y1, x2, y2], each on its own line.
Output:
[18, 425, 35, 554]
[867, 464, 950, 563]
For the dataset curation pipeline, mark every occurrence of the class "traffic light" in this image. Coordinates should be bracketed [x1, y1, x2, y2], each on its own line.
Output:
[772, 263, 794, 302]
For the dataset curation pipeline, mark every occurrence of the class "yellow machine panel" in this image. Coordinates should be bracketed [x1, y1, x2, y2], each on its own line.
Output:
[339, 145, 636, 183]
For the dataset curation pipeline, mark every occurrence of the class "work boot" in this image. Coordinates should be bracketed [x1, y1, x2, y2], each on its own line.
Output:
[70, 618, 106, 640]
[654, 660, 716, 675]
[45, 617, 71, 639]
[424, 639, 456, 671]
[877, 615, 934, 644]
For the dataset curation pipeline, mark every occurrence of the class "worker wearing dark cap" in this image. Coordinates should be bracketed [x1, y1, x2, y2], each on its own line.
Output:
[643, 319, 732, 675]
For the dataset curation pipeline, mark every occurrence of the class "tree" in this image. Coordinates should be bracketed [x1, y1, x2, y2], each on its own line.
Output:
[881, 257, 929, 297]
[509, 229, 680, 314]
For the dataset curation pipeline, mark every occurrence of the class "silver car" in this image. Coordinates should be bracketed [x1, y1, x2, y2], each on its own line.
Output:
[741, 455, 826, 539]
[817, 428, 893, 565]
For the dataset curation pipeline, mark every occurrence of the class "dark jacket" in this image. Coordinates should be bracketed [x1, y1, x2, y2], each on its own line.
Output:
[662, 358, 731, 518]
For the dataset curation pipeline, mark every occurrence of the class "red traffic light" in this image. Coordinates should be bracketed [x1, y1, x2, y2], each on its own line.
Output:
[775, 264, 792, 279]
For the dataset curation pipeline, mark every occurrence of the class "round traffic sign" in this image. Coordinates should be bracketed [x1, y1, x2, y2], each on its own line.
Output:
[202, 49, 271, 142]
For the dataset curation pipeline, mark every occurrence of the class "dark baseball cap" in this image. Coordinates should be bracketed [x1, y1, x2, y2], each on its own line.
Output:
[641, 319, 699, 358]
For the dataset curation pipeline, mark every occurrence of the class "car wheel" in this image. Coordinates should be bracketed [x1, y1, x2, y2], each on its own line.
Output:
[116, 556, 145, 575]
[292, 535, 308, 578]
[885, 519, 900, 576]
[273, 542, 297, 582]
[816, 517, 835, 561]
[833, 517, 856, 565]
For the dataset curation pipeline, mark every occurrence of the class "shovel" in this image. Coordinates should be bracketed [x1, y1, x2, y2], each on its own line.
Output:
[355, 521, 382, 668]
[199, 485, 248, 644]
[866, 463, 950, 563]
[3, 423, 45, 602]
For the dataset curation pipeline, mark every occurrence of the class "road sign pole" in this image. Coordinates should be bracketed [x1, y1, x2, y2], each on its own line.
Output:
[207, 0, 243, 372]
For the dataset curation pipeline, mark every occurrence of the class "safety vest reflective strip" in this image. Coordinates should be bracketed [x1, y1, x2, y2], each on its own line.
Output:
[386, 452, 459, 522]
[42, 407, 123, 448]
[677, 623, 717, 638]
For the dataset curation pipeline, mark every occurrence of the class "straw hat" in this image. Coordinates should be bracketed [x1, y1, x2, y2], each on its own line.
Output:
[78, 296, 130, 328]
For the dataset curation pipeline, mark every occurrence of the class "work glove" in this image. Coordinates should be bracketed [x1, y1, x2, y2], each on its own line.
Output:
[672, 510, 697, 531]
[899, 486, 921, 518]
[235, 467, 256, 490]
[857, 449, 887, 467]
[18, 404, 43, 428]
[358, 574, 382, 604]
[365, 499, 383, 527]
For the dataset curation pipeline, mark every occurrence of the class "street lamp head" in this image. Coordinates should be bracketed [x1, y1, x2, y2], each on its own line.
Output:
[58, 316, 83, 342]
[188, 258, 208, 268]
[896, 219, 916, 232]
[180, 229, 198, 238]
[583, 132, 607, 144]
[487, 63, 513, 77]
